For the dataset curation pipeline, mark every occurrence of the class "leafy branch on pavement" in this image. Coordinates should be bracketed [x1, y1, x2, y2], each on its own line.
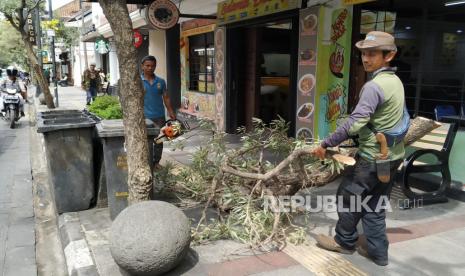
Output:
[155, 117, 353, 250]
[154, 116, 441, 250]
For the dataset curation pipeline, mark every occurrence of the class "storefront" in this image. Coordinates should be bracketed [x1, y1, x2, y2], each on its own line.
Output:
[211, 0, 354, 141]
[349, 0, 465, 194]
[178, 19, 217, 119]
[351, 0, 465, 119]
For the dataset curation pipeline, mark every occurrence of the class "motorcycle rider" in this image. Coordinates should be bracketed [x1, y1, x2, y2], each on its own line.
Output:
[0, 66, 26, 117]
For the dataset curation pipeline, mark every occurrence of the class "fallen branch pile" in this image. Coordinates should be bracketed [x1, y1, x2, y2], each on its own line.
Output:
[157, 116, 441, 249]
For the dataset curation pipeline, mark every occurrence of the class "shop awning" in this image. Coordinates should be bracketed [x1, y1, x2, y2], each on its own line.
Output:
[81, 31, 100, 42]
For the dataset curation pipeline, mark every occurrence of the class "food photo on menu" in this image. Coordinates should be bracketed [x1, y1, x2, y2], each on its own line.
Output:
[297, 103, 314, 123]
[298, 74, 316, 96]
[301, 13, 318, 35]
[296, 127, 313, 141]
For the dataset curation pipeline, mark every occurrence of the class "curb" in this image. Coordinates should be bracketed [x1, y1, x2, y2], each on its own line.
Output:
[58, 213, 99, 276]
[30, 88, 98, 276]
[30, 89, 68, 275]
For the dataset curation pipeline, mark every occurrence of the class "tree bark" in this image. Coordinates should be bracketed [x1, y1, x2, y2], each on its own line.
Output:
[22, 34, 55, 108]
[404, 116, 442, 146]
[98, 0, 152, 204]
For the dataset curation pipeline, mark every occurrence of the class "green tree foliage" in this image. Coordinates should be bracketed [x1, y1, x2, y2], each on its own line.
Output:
[42, 18, 79, 48]
[0, 20, 27, 68]
[0, 0, 55, 108]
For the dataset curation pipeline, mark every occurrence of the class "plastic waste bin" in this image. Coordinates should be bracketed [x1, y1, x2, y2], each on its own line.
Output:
[37, 110, 97, 213]
[96, 119, 159, 220]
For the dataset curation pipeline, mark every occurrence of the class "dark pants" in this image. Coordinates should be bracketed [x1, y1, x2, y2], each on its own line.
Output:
[334, 157, 402, 262]
[149, 117, 165, 164]
[86, 87, 97, 104]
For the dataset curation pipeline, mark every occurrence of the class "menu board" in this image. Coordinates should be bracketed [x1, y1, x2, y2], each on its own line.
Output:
[214, 27, 226, 131]
[314, 3, 353, 140]
[295, 7, 320, 141]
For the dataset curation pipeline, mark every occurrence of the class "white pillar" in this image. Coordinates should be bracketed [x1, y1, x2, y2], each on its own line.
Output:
[148, 29, 167, 80]
[108, 41, 119, 85]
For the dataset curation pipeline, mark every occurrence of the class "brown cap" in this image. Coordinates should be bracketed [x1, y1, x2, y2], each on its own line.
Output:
[355, 31, 397, 51]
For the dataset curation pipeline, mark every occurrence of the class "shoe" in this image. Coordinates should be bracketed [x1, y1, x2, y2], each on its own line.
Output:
[315, 234, 355, 254]
[357, 246, 389, 266]
[21, 111, 25, 116]
[153, 163, 163, 171]
[86, 102, 91, 106]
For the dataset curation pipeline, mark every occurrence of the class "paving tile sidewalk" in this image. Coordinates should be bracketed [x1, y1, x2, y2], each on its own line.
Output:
[37, 86, 465, 275]
[0, 102, 37, 276]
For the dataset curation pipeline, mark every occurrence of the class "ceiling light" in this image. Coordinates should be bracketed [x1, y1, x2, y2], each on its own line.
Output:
[457, 30, 463, 33]
[445, 1, 465, 6]
[405, 26, 412, 30]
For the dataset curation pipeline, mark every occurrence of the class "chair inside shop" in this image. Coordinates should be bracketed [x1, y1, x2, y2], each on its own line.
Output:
[434, 105, 457, 121]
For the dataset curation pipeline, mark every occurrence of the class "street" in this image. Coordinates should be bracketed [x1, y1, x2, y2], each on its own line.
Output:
[0, 107, 37, 276]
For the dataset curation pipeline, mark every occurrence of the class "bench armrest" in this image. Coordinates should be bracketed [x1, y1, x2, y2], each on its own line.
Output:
[401, 148, 451, 200]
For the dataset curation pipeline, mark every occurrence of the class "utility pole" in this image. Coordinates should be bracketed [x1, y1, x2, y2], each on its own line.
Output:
[80, 0, 89, 70]
[48, 0, 59, 107]
[35, 5, 43, 96]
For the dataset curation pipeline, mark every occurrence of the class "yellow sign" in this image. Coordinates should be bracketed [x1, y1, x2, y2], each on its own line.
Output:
[217, 0, 299, 25]
[116, 155, 128, 170]
[343, 0, 375, 5]
[115, 192, 129, 198]
[181, 24, 216, 37]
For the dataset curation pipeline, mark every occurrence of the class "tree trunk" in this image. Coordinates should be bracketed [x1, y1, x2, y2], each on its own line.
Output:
[404, 116, 442, 146]
[98, 0, 152, 204]
[21, 30, 55, 108]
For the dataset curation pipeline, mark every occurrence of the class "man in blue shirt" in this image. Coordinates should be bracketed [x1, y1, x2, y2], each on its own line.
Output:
[141, 55, 176, 166]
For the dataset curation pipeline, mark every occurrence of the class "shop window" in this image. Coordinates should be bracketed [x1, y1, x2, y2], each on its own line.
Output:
[188, 32, 215, 93]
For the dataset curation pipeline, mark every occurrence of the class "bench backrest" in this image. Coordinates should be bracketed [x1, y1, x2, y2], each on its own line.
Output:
[409, 123, 458, 156]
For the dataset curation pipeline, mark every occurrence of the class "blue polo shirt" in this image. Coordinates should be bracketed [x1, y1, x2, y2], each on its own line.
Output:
[142, 74, 166, 119]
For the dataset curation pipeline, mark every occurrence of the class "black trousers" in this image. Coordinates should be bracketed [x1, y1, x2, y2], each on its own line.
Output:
[334, 157, 402, 262]
[149, 117, 165, 164]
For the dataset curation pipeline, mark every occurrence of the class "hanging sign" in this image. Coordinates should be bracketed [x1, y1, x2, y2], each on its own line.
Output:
[26, 13, 36, 45]
[217, 0, 300, 25]
[95, 38, 110, 54]
[133, 29, 143, 48]
[146, 0, 180, 30]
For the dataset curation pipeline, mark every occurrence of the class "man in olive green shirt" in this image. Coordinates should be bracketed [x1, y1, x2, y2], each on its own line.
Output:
[312, 31, 406, 266]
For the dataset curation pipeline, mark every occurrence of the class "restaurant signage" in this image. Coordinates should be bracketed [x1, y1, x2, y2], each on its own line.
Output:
[217, 0, 300, 25]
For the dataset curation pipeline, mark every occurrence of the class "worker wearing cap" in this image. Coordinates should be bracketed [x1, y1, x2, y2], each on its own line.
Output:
[312, 31, 406, 266]
[82, 62, 101, 105]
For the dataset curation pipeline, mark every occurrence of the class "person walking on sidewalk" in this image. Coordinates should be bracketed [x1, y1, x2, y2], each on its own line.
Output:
[82, 63, 101, 105]
[311, 31, 406, 266]
[141, 55, 176, 167]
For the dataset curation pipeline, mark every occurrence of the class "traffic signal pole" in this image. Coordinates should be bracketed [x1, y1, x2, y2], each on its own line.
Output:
[48, 0, 59, 107]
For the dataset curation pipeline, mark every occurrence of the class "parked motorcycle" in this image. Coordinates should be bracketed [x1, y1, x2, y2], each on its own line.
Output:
[2, 88, 22, 129]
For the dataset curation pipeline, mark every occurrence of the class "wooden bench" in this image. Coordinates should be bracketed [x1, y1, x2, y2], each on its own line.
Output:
[400, 122, 459, 205]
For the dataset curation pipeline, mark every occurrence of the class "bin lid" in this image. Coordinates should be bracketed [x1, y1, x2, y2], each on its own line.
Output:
[38, 110, 82, 115]
[37, 114, 97, 133]
[96, 119, 159, 137]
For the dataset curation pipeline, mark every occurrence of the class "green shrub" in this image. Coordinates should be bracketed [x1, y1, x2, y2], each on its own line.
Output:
[88, 96, 123, 119]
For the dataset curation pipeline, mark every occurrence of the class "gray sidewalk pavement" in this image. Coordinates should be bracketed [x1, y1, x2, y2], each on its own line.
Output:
[0, 104, 36, 275]
[34, 86, 465, 275]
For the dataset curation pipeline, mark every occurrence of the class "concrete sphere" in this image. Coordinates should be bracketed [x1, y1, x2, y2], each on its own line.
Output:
[110, 201, 191, 276]
[38, 93, 46, 105]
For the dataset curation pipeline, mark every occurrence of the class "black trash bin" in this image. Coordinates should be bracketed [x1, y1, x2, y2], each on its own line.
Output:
[96, 119, 159, 220]
[37, 110, 97, 213]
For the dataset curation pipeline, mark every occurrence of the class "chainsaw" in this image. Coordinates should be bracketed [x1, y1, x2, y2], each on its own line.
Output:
[154, 119, 190, 144]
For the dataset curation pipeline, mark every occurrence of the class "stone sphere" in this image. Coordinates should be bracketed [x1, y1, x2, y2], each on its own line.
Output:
[110, 201, 191, 276]
[38, 93, 46, 105]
